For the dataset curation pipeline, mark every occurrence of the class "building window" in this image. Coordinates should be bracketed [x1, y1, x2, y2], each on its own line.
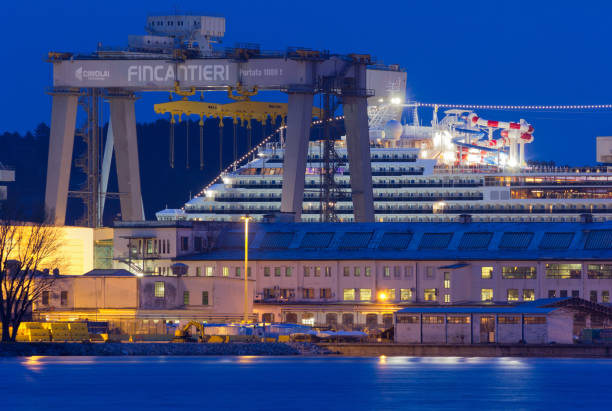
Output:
[183, 291, 189, 305]
[587, 264, 612, 279]
[571, 290, 579, 298]
[360, 289, 372, 301]
[60, 291, 68, 306]
[180, 236, 189, 251]
[324, 266, 331, 277]
[320, 288, 332, 299]
[502, 266, 536, 279]
[426, 267, 434, 279]
[498, 316, 520, 324]
[444, 294, 451, 303]
[507, 289, 519, 302]
[422, 315, 444, 324]
[274, 267, 281, 277]
[41, 291, 49, 305]
[222, 267, 229, 277]
[303, 266, 310, 277]
[603, 291, 610, 303]
[444, 272, 451, 289]
[481, 267, 493, 279]
[194, 236, 202, 251]
[365, 267, 372, 277]
[354, 267, 361, 277]
[560, 290, 568, 298]
[302, 288, 315, 299]
[545, 264, 582, 279]
[196, 267, 202, 277]
[154, 281, 165, 298]
[315, 267, 321, 277]
[548, 290, 556, 298]
[247, 267, 252, 278]
[424, 288, 437, 301]
[524, 316, 546, 325]
[396, 314, 419, 324]
[202, 291, 209, 305]
[523, 289, 535, 301]
[394, 266, 401, 278]
[383, 266, 391, 278]
[447, 316, 470, 324]
[405, 266, 413, 278]
[206, 266, 214, 277]
[481, 288, 493, 301]
[264, 267, 271, 277]
[400, 288, 413, 301]
[285, 267, 292, 277]
[235, 267, 241, 277]
[590, 290, 597, 303]
[343, 267, 350, 277]
[301, 313, 315, 326]
[343, 288, 355, 301]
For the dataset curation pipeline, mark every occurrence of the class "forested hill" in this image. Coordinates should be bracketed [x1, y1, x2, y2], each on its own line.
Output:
[0, 118, 276, 225]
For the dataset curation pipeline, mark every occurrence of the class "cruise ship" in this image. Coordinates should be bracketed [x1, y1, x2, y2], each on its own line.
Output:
[156, 104, 612, 223]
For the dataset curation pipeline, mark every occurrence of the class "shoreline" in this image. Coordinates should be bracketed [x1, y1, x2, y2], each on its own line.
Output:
[1, 342, 612, 357]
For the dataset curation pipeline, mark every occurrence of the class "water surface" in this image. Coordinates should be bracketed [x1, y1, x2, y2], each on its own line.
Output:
[1, 356, 610, 410]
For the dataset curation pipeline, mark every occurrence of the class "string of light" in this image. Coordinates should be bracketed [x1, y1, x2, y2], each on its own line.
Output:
[415, 103, 612, 110]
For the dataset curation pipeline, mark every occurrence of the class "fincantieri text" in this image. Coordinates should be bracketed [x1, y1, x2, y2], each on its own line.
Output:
[127, 64, 230, 82]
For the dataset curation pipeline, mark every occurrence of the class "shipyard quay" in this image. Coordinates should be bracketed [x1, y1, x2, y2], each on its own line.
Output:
[99, 217, 612, 329]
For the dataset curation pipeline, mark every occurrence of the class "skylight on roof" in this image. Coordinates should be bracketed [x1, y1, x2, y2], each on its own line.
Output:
[419, 233, 453, 249]
[378, 232, 413, 249]
[539, 232, 574, 249]
[458, 232, 493, 250]
[499, 232, 534, 249]
[585, 230, 612, 250]
[260, 232, 295, 249]
[216, 232, 252, 249]
[338, 232, 372, 249]
[300, 232, 334, 248]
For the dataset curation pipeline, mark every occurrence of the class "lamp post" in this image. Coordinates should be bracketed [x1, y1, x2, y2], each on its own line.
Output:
[241, 215, 251, 323]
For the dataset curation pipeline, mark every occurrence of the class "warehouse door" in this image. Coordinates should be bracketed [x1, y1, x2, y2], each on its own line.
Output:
[480, 316, 495, 343]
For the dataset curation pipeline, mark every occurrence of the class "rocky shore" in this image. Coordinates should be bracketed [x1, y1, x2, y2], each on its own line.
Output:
[0, 342, 331, 357]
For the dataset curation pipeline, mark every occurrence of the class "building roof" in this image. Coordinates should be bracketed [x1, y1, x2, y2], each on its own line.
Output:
[176, 220, 612, 261]
[82, 269, 136, 277]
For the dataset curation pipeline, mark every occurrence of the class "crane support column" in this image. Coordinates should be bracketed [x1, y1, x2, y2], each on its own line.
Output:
[344, 65, 375, 222]
[45, 90, 80, 225]
[109, 92, 145, 221]
[280, 91, 314, 220]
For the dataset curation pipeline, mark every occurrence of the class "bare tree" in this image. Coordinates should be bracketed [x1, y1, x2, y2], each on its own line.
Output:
[0, 217, 63, 342]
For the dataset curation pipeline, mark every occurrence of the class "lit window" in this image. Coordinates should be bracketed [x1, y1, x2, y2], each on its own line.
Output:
[315, 267, 321, 277]
[396, 315, 419, 324]
[343, 267, 350, 277]
[444, 294, 450, 303]
[444, 272, 451, 289]
[222, 267, 229, 277]
[183, 291, 189, 305]
[602, 291, 609, 303]
[360, 289, 372, 301]
[422, 316, 444, 324]
[274, 267, 281, 277]
[502, 266, 536, 279]
[206, 266, 213, 277]
[545, 264, 582, 279]
[523, 289, 535, 301]
[481, 267, 493, 279]
[303, 266, 310, 277]
[154, 281, 165, 298]
[384, 266, 391, 277]
[354, 267, 361, 277]
[587, 264, 612, 279]
[481, 288, 493, 301]
[424, 288, 437, 301]
[202, 291, 209, 305]
[196, 267, 202, 277]
[343, 288, 355, 301]
[498, 316, 520, 324]
[524, 316, 546, 325]
[400, 288, 413, 301]
[365, 267, 372, 277]
[264, 267, 271, 277]
[507, 289, 519, 302]
[285, 267, 292, 277]
[325, 266, 332, 277]
[447, 316, 470, 324]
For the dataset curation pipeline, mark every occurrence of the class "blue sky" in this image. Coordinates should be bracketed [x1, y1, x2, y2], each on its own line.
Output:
[2, 0, 611, 164]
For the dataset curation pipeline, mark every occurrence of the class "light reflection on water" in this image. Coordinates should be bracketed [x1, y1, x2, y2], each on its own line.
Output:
[2, 356, 611, 410]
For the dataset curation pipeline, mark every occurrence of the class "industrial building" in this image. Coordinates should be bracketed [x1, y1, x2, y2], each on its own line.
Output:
[394, 298, 612, 344]
[0, 162, 14, 202]
[100, 217, 612, 330]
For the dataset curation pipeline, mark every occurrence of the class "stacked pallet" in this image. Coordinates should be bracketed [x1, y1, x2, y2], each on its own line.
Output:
[68, 323, 90, 341]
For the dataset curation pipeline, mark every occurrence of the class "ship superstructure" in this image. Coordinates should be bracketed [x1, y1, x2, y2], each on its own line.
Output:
[157, 106, 612, 223]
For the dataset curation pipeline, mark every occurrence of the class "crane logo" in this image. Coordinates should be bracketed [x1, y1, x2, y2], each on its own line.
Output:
[75, 66, 110, 82]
